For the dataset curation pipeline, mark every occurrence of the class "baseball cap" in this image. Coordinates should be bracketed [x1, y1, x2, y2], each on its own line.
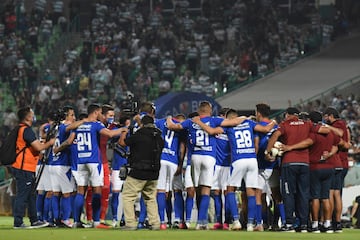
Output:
[285, 107, 300, 115]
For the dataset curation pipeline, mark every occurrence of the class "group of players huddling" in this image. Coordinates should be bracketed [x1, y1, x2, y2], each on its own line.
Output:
[35, 101, 350, 233]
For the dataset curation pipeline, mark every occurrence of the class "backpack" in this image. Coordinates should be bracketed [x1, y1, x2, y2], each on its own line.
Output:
[0, 126, 28, 166]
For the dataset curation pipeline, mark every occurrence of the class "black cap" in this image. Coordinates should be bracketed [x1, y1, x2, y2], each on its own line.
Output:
[324, 107, 339, 118]
[141, 115, 154, 125]
[309, 111, 322, 123]
[285, 107, 300, 115]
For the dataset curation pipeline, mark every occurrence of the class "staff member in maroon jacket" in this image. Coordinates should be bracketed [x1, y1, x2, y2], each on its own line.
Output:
[280, 111, 340, 233]
[323, 107, 351, 233]
[265, 107, 328, 233]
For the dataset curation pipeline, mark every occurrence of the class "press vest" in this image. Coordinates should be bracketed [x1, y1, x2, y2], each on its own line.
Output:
[12, 124, 39, 172]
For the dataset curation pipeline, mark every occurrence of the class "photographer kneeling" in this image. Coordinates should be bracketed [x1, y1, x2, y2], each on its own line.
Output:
[119, 115, 164, 230]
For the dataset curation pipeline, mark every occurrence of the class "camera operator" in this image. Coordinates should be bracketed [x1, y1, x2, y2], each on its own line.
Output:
[119, 115, 164, 230]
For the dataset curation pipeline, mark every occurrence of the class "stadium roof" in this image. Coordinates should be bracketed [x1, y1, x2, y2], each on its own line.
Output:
[217, 33, 360, 110]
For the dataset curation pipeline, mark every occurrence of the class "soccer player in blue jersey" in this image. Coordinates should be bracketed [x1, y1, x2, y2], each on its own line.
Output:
[36, 112, 55, 226]
[66, 103, 124, 228]
[193, 108, 276, 231]
[155, 114, 186, 230]
[211, 108, 231, 230]
[167, 102, 250, 230]
[253, 103, 281, 231]
[111, 113, 131, 227]
[50, 106, 76, 227]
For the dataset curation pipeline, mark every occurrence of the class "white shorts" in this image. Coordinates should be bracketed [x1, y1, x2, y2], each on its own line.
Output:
[191, 154, 216, 188]
[36, 165, 52, 191]
[184, 165, 194, 189]
[111, 170, 124, 191]
[257, 169, 273, 191]
[228, 158, 258, 189]
[74, 163, 104, 187]
[268, 168, 280, 188]
[212, 165, 230, 190]
[172, 173, 184, 190]
[157, 160, 178, 191]
[48, 165, 75, 193]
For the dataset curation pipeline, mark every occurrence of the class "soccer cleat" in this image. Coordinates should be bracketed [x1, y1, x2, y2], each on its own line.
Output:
[247, 223, 254, 232]
[334, 222, 342, 233]
[137, 222, 147, 229]
[222, 223, 230, 230]
[160, 223, 167, 230]
[112, 220, 118, 228]
[231, 220, 242, 231]
[310, 226, 320, 233]
[178, 222, 187, 229]
[184, 222, 191, 229]
[72, 222, 85, 228]
[212, 222, 223, 230]
[95, 222, 111, 229]
[13, 223, 28, 229]
[30, 220, 49, 229]
[119, 220, 126, 227]
[195, 223, 208, 230]
[172, 221, 180, 229]
[253, 224, 264, 232]
[61, 220, 73, 228]
[280, 225, 295, 232]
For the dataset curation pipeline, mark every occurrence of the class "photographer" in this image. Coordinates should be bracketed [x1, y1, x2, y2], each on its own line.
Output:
[119, 115, 164, 230]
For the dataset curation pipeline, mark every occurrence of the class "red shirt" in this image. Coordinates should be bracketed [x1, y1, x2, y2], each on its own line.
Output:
[278, 117, 319, 165]
[308, 131, 340, 170]
[331, 119, 349, 169]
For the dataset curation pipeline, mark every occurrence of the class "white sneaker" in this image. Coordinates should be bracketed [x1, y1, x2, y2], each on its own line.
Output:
[112, 220, 118, 228]
[247, 223, 254, 232]
[185, 221, 191, 229]
[231, 220, 242, 230]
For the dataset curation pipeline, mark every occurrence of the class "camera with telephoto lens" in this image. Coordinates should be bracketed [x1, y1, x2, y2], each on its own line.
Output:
[119, 164, 129, 180]
[52, 108, 66, 123]
[120, 95, 138, 117]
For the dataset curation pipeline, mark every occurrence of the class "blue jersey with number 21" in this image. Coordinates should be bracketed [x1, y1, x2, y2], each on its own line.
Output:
[75, 121, 105, 164]
[181, 116, 223, 158]
[226, 119, 257, 162]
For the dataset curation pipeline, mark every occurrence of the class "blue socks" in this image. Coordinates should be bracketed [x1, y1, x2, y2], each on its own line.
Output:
[174, 191, 184, 222]
[247, 196, 256, 224]
[213, 194, 222, 223]
[111, 192, 120, 221]
[74, 193, 84, 222]
[61, 196, 71, 221]
[51, 195, 60, 222]
[185, 196, 194, 222]
[92, 193, 101, 222]
[43, 197, 52, 223]
[256, 204, 262, 225]
[36, 193, 45, 221]
[278, 203, 286, 226]
[227, 192, 239, 220]
[138, 196, 147, 223]
[198, 195, 210, 224]
[157, 192, 166, 223]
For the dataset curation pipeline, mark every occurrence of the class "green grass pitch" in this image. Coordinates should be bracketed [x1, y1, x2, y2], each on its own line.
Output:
[1, 217, 358, 240]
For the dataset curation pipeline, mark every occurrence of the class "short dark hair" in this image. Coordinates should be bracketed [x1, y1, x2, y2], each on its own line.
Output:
[188, 112, 199, 118]
[324, 107, 339, 118]
[285, 107, 300, 115]
[87, 103, 101, 115]
[17, 106, 32, 121]
[256, 103, 270, 117]
[309, 111, 322, 123]
[101, 104, 114, 115]
[225, 109, 238, 118]
[141, 115, 154, 125]
[63, 105, 74, 115]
